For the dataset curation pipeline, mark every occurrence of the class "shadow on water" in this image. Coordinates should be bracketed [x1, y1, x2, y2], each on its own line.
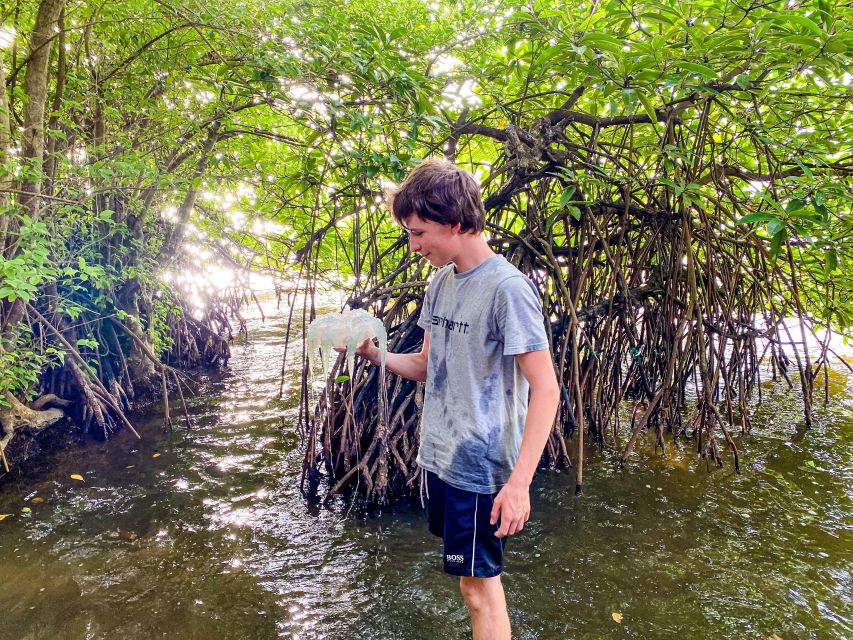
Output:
[1, 297, 851, 639]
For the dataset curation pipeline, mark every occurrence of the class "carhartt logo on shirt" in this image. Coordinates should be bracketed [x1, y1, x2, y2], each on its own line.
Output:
[446, 554, 464, 563]
[432, 315, 470, 334]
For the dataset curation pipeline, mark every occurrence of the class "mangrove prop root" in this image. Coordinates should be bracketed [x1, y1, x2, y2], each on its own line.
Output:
[0, 290, 233, 461]
[297, 112, 832, 505]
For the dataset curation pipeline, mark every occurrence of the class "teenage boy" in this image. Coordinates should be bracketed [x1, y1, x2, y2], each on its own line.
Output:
[349, 159, 559, 639]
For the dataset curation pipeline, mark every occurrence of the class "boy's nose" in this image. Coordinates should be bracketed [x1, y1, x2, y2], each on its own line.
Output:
[409, 238, 421, 253]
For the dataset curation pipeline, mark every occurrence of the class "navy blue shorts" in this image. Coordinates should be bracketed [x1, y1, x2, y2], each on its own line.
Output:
[425, 471, 506, 578]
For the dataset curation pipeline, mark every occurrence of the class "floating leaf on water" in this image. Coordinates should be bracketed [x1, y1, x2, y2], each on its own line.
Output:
[612, 612, 622, 623]
[31, 497, 44, 504]
[126, 465, 136, 469]
[0, 514, 12, 521]
[152, 452, 161, 458]
[21, 507, 31, 513]
[70, 474, 85, 481]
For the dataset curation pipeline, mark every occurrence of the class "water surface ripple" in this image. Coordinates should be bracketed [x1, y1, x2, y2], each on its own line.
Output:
[1, 299, 851, 639]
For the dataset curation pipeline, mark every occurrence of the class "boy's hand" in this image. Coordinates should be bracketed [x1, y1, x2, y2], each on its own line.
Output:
[333, 338, 378, 364]
[490, 477, 530, 538]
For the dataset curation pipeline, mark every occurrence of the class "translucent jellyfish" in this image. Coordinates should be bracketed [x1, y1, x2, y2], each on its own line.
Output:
[307, 309, 390, 501]
[307, 309, 388, 379]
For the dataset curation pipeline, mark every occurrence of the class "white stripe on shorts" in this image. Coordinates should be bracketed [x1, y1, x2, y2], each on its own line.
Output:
[471, 494, 478, 576]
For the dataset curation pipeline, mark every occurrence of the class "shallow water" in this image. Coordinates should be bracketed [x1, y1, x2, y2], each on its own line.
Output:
[1, 298, 851, 639]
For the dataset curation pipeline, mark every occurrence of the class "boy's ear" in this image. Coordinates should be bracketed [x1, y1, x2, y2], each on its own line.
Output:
[450, 222, 462, 236]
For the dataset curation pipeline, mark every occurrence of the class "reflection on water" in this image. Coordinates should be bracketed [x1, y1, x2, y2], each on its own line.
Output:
[0, 297, 851, 639]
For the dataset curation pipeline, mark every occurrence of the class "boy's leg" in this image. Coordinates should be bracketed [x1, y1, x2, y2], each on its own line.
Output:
[459, 575, 510, 640]
[425, 471, 510, 638]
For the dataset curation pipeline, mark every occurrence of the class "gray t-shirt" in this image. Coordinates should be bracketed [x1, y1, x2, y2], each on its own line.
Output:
[415, 254, 549, 493]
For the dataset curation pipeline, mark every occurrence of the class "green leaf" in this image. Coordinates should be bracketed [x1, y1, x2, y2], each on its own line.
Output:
[622, 88, 638, 114]
[676, 62, 716, 80]
[536, 44, 569, 67]
[784, 35, 821, 49]
[775, 11, 823, 36]
[580, 32, 625, 57]
[633, 70, 660, 85]
[767, 219, 786, 237]
[826, 248, 838, 273]
[785, 198, 807, 213]
[823, 37, 846, 54]
[334, 375, 350, 383]
[559, 186, 577, 209]
[794, 157, 814, 179]
[637, 91, 659, 129]
[737, 212, 778, 224]
[817, 0, 834, 29]
[77, 338, 99, 350]
[769, 228, 787, 262]
[758, 192, 787, 216]
[640, 12, 674, 26]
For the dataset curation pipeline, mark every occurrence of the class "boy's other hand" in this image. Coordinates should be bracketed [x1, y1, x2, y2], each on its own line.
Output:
[490, 478, 530, 538]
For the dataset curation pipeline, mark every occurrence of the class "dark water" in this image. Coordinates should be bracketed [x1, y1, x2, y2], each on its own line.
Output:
[1, 299, 851, 639]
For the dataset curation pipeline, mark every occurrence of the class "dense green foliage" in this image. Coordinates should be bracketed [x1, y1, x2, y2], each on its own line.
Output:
[0, 0, 851, 476]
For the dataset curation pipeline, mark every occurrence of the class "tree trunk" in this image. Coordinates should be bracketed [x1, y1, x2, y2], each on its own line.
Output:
[158, 122, 222, 259]
[42, 4, 66, 196]
[2, 0, 65, 336]
[18, 0, 65, 221]
[0, 49, 13, 248]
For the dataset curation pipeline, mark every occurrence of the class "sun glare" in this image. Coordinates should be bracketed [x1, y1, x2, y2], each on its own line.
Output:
[0, 27, 16, 49]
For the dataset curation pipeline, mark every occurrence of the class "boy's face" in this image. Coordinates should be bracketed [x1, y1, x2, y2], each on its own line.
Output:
[401, 214, 461, 267]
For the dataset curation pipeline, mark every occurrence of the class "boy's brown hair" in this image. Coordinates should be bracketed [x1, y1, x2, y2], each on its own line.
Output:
[386, 159, 485, 233]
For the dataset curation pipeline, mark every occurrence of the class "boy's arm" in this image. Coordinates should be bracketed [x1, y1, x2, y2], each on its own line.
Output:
[490, 348, 560, 538]
[347, 331, 430, 383]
